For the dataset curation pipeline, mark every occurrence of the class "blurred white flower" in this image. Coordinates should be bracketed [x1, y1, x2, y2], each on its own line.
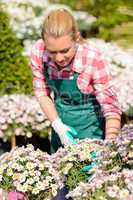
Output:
[0, 95, 50, 141]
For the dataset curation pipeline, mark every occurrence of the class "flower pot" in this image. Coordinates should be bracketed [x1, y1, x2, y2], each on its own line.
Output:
[8, 191, 27, 200]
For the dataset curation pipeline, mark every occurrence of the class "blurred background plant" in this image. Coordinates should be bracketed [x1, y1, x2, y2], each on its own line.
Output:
[0, 94, 51, 154]
[1, 0, 49, 55]
[0, 5, 33, 95]
[49, 0, 133, 48]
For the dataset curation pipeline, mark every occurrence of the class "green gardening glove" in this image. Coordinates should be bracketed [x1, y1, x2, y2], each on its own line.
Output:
[66, 126, 78, 145]
[82, 151, 97, 172]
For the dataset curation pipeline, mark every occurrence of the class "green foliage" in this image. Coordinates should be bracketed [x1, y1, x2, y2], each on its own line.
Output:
[90, 11, 132, 41]
[86, 180, 127, 200]
[0, 6, 33, 94]
[65, 161, 91, 190]
[49, 0, 92, 11]
[27, 192, 50, 200]
[0, 176, 14, 191]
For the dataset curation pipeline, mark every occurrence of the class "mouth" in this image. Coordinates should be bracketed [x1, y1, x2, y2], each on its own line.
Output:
[56, 61, 67, 67]
[56, 57, 73, 67]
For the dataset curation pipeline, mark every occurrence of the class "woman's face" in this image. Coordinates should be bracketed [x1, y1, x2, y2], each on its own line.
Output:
[45, 35, 77, 68]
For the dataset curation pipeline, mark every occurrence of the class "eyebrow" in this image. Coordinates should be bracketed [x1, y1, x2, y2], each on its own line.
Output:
[47, 46, 72, 53]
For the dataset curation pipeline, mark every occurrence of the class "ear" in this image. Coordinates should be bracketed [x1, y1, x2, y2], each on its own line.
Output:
[75, 32, 81, 42]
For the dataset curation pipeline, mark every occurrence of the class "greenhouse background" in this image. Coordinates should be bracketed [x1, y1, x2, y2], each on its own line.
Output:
[0, 1, 133, 199]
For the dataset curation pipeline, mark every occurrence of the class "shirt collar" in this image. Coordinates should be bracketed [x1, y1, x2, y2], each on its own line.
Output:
[72, 43, 85, 73]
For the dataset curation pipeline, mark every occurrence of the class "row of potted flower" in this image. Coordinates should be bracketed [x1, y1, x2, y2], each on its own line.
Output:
[0, 124, 132, 200]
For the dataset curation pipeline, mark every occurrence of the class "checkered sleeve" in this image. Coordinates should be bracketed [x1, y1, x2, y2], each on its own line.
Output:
[92, 54, 122, 117]
[30, 39, 51, 98]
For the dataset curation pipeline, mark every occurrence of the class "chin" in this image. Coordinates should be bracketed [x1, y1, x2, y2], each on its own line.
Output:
[56, 62, 68, 67]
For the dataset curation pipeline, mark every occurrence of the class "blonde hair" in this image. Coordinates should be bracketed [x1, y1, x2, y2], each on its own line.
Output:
[41, 8, 79, 41]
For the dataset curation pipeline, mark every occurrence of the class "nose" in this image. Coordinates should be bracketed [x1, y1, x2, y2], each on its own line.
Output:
[55, 52, 64, 63]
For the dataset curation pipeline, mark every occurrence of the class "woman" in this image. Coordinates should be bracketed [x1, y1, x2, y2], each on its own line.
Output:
[30, 8, 121, 154]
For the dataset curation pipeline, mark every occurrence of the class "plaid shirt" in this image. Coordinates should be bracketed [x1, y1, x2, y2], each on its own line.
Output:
[30, 39, 121, 117]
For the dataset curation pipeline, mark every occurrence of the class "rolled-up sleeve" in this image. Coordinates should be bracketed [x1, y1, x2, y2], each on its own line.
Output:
[92, 54, 122, 117]
[30, 39, 51, 98]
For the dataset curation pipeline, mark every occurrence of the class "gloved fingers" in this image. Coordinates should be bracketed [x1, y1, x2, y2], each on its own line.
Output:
[91, 151, 97, 160]
[66, 132, 77, 144]
[82, 162, 97, 172]
[68, 126, 78, 136]
[82, 165, 92, 172]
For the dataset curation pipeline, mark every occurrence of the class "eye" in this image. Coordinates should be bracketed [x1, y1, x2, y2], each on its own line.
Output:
[60, 48, 70, 54]
[48, 51, 56, 55]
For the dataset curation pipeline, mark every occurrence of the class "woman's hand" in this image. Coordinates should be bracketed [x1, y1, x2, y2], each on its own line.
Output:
[106, 132, 118, 139]
[105, 115, 121, 140]
[52, 117, 78, 145]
